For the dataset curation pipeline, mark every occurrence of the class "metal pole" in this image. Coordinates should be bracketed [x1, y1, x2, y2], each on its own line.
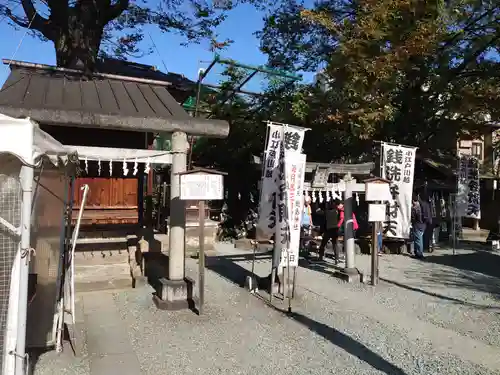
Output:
[216, 57, 302, 80]
[270, 266, 276, 303]
[287, 254, 291, 313]
[291, 266, 297, 299]
[251, 241, 256, 278]
[161, 182, 167, 233]
[343, 176, 356, 272]
[15, 165, 34, 375]
[371, 221, 379, 286]
[198, 200, 205, 315]
[188, 70, 204, 170]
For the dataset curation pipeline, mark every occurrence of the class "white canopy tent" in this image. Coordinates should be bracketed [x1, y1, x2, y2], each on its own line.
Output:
[0, 114, 78, 375]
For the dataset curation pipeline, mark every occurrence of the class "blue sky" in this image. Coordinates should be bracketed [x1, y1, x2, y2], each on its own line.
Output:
[0, 4, 313, 90]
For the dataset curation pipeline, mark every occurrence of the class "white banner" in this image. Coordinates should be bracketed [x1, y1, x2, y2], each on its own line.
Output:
[280, 123, 306, 153]
[457, 155, 481, 219]
[456, 155, 469, 217]
[256, 124, 284, 240]
[276, 152, 306, 268]
[273, 143, 287, 267]
[256, 123, 307, 241]
[380, 143, 416, 239]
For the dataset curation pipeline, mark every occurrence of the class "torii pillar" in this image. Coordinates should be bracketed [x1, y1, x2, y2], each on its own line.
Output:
[154, 124, 229, 310]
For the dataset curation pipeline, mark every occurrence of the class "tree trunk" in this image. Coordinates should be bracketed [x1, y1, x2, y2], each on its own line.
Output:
[52, 5, 105, 73]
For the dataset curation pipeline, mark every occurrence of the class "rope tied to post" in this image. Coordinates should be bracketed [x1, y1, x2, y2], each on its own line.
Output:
[20, 247, 36, 265]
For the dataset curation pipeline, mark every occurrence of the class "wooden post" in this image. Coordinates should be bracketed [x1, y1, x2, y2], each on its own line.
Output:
[198, 200, 205, 314]
[371, 221, 379, 286]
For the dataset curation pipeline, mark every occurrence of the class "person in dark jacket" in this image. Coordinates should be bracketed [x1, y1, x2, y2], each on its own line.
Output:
[411, 193, 432, 259]
[318, 199, 340, 261]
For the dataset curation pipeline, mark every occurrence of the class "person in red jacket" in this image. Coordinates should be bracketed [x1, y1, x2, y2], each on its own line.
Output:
[337, 201, 359, 235]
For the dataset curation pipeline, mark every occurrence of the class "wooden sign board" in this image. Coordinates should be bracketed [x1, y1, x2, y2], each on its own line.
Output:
[365, 182, 391, 202]
[180, 173, 224, 201]
[368, 203, 386, 222]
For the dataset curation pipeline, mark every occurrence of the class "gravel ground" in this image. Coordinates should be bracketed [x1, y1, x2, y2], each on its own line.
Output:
[32, 243, 500, 375]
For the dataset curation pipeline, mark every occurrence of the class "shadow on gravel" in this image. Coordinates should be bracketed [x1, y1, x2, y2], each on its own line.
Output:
[423, 268, 500, 301]
[423, 251, 500, 279]
[143, 252, 169, 290]
[272, 306, 407, 375]
[379, 277, 500, 309]
[207, 254, 407, 375]
[206, 251, 273, 289]
[297, 257, 346, 280]
[422, 251, 500, 299]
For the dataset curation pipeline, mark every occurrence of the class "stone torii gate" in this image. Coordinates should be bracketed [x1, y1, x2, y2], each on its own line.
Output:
[254, 156, 374, 281]
[306, 161, 374, 282]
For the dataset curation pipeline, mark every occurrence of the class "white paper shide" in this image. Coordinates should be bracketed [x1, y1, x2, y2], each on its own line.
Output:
[381, 143, 416, 239]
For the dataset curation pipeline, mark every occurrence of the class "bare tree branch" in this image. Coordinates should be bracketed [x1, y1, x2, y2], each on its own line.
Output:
[5, 8, 29, 28]
[19, 0, 53, 39]
[105, 0, 129, 23]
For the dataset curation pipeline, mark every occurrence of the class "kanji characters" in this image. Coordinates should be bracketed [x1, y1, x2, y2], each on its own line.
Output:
[386, 165, 402, 182]
[284, 131, 301, 151]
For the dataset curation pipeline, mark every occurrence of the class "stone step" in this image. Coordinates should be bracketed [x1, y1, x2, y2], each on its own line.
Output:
[75, 278, 132, 293]
[75, 263, 132, 292]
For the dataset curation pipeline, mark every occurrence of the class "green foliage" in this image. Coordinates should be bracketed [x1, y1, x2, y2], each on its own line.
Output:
[259, 0, 500, 157]
[0, 0, 281, 67]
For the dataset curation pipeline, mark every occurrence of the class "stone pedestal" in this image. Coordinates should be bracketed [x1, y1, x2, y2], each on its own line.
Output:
[333, 267, 362, 283]
[185, 220, 218, 254]
[153, 277, 196, 310]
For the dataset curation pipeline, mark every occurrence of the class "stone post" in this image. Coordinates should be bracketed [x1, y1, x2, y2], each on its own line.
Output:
[169, 131, 188, 280]
[153, 131, 195, 310]
[343, 174, 356, 273]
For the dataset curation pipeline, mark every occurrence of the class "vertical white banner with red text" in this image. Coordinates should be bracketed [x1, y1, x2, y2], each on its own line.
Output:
[278, 152, 307, 268]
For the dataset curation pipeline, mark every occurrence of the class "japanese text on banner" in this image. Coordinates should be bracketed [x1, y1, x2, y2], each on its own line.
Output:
[257, 123, 306, 236]
[278, 152, 306, 269]
[381, 144, 416, 239]
[457, 155, 480, 219]
[256, 125, 283, 240]
[273, 141, 289, 267]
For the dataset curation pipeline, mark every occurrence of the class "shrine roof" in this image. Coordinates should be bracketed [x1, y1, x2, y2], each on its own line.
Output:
[0, 60, 228, 138]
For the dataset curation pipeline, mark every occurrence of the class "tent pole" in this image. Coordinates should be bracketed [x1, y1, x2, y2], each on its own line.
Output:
[15, 165, 34, 375]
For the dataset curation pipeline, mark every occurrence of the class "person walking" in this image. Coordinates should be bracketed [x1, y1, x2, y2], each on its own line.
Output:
[419, 193, 433, 252]
[318, 199, 340, 261]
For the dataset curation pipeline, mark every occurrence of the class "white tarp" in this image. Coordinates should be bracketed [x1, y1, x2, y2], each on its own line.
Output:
[380, 143, 416, 239]
[0, 113, 77, 375]
[0, 113, 77, 167]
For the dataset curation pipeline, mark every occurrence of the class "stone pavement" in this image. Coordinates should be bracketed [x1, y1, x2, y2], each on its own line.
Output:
[32, 243, 500, 375]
